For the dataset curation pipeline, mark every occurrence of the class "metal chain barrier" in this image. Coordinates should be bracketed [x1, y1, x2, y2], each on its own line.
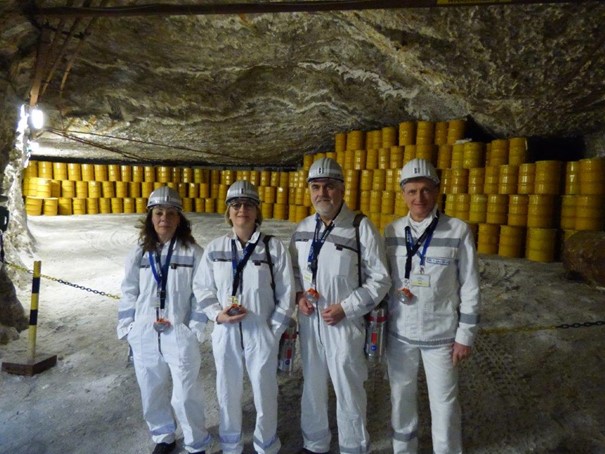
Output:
[4, 261, 120, 300]
[481, 320, 605, 335]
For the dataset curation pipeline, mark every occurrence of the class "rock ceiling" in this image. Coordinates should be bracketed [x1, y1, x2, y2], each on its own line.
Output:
[2, 0, 605, 167]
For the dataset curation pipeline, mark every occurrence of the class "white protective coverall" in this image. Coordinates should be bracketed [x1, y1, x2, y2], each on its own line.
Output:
[384, 209, 480, 454]
[193, 230, 295, 454]
[117, 240, 211, 453]
[289, 203, 391, 454]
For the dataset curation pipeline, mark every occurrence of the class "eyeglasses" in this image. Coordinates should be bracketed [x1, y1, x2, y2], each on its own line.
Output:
[229, 201, 256, 210]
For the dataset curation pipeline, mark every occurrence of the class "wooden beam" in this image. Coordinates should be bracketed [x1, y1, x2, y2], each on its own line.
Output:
[26, 0, 590, 18]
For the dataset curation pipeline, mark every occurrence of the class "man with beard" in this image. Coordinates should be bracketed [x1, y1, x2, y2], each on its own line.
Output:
[289, 157, 390, 454]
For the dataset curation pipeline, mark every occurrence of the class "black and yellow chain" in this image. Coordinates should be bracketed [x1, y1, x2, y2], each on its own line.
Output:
[4, 261, 120, 300]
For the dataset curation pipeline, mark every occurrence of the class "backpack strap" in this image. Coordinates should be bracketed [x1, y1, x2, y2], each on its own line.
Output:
[263, 234, 277, 303]
[353, 213, 366, 288]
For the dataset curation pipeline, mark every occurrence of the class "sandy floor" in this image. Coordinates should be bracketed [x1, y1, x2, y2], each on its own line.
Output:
[1, 213, 604, 454]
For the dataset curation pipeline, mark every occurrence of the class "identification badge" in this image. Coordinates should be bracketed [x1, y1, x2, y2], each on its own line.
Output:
[303, 268, 313, 285]
[153, 318, 171, 333]
[227, 295, 243, 316]
[410, 274, 431, 287]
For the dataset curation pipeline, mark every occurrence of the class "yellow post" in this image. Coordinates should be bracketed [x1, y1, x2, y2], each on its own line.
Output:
[27, 261, 42, 362]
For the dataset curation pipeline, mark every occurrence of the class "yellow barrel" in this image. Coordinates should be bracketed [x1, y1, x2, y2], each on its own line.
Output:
[416, 143, 436, 164]
[88, 181, 102, 198]
[61, 180, 75, 198]
[42, 198, 58, 216]
[303, 154, 314, 170]
[102, 181, 115, 198]
[335, 132, 346, 153]
[477, 223, 500, 255]
[574, 195, 605, 231]
[179, 197, 191, 212]
[344, 188, 358, 210]
[487, 142, 508, 168]
[359, 190, 371, 214]
[462, 142, 484, 169]
[24, 162, 38, 179]
[436, 144, 452, 170]
[296, 205, 310, 222]
[468, 168, 485, 195]
[171, 167, 182, 183]
[220, 170, 234, 186]
[143, 166, 155, 182]
[94, 164, 108, 182]
[382, 126, 397, 148]
[372, 169, 386, 191]
[176, 182, 187, 198]
[76, 181, 88, 200]
[444, 194, 456, 218]
[381, 191, 395, 215]
[483, 166, 500, 195]
[446, 119, 466, 145]
[454, 193, 470, 221]
[107, 164, 121, 182]
[216, 184, 228, 203]
[517, 163, 535, 194]
[25, 196, 44, 216]
[353, 149, 366, 170]
[268, 171, 278, 187]
[261, 202, 273, 219]
[180, 167, 193, 183]
[527, 195, 556, 228]
[369, 190, 382, 213]
[86, 198, 99, 214]
[508, 194, 529, 227]
[58, 197, 72, 215]
[526, 228, 557, 262]
[434, 121, 448, 146]
[534, 160, 562, 195]
[120, 165, 132, 182]
[249, 170, 260, 186]
[198, 183, 210, 198]
[132, 165, 144, 183]
[449, 169, 469, 194]
[273, 203, 288, 220]
[294, 187, 305, 206]
[578, 157, 605, 195]
[390, 146, 404, 169]
[498, 225, 525, 258]
[498, 165, 519, 195]
[141, 181, 154, 198]
[450, 143, 465, 169]
[193, 198, 204, 213]
[377, 148, 390, 170]
[366, 148, 378, 170]
[37, 161, 53, 179]
[344, 169, 359, 190]
[187, 183, 199, 199]
[366, 130, 381, 151]
[111, 198, 123, 214]
[440, 168, 452, 194]
[98, 198, 111, 214]
[398, 121, 415, 146]
[385, 169, 399, 192]
[210, 169, 221, 185]
[34, 178, 51, 198]
[346, 130, 365, 151]
[403, 145, 416, 164]
[52, 162, 67, 180]
[129, 182, 142, 198]
[563, 161, 579, 195]
[416, 121, 434, 145]
[508, 137, 528, 165]
[264, 186, 276, 204]
[123, 197, 135, 214]
[336, 151, 346, 169]
[80, 163, 95, 182]
[114, 181, 128, 198]
[72, 198, 86, 215]
[205, 198, 216, 213]
[135, 198, 147, 213]
[486, 194, 508, 225]
[559, 195, 577, 230]
[156, 166, 171, 183]
[469, 194, 487, 224]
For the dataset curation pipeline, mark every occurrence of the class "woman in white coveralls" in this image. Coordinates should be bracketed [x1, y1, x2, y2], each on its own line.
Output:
[117, 186, 211, 454]
[384, 159, 480, 454]
[193, 180, 295, 454]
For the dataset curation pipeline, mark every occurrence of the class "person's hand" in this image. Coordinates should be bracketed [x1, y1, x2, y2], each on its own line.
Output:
[216, 305, 248, 324]
[297, 291, 314, 316]
[321, 303, 345, 326]
[452, 341, 472, 366]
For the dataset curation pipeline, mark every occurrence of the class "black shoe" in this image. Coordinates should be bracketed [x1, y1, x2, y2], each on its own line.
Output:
[152, 441, 176, 454]
[299, 449, 329, 454]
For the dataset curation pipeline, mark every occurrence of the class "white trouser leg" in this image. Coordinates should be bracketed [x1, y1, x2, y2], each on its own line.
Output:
[387, 340, 420, 454]
[422, 346, 462, 454]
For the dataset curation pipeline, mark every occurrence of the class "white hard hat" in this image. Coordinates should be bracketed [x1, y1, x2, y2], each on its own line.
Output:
[147, 186, 183, 210]
[226, 180, 260, 205]
[307, 157, 344, 182]
[399, 158, 440, 186]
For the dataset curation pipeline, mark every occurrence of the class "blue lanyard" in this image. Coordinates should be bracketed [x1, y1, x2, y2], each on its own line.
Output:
[231, 236, 259, 297]
[307, 215, 335, 284]
[149, 237, 176, 309]
[404, 212, 439, 280]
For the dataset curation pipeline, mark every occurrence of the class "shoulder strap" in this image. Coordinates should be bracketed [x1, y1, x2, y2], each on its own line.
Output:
[353, 213, 366, 288]
[263, 234, 277, 303]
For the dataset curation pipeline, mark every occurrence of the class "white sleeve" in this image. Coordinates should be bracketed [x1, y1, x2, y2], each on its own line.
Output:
[117, 245, 143, 340]
[268, 237, 296, 337]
